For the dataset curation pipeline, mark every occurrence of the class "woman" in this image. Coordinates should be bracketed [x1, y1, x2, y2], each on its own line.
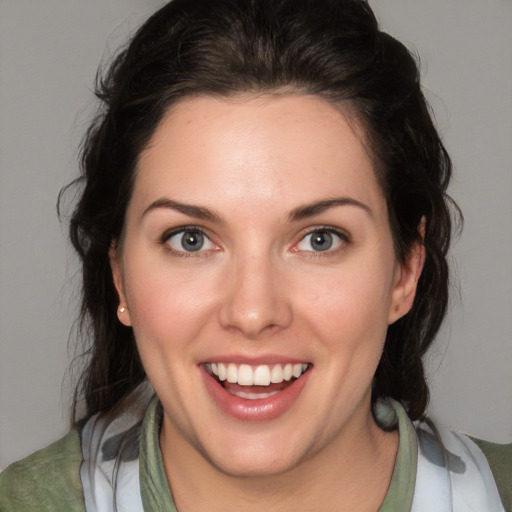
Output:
[1, 0, 510, 510]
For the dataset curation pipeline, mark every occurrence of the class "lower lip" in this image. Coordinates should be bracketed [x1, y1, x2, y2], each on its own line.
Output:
[200, 366, 311, 422]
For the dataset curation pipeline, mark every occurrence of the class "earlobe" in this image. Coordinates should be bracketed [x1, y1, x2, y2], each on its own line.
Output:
[109, 242, 133, 327]
[388, 225, 426, 325]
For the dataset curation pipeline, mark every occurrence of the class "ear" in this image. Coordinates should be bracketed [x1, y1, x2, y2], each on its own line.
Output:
[388, 219, 426, 324]
[109, 242, 132, 326]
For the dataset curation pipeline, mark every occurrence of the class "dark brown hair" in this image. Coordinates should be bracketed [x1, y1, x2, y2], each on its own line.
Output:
[66, 0, 460, 422]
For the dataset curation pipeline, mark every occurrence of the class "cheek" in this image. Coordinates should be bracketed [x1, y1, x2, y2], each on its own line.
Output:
[123, 260, 217, 352]
[304, 289, 390, 367]
[297, 261, 395, 337]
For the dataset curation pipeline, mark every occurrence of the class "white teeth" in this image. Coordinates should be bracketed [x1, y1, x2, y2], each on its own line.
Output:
[270, 364, 284, 383]
[292, 363, 303, 378]
[217, 362, 227, 381]
[208, 362, 308, 386]
[226, 363, 238, 383]
[238, 364, 253, 385]
[253, 365, 271, 386]
[226, 389, 280, 400]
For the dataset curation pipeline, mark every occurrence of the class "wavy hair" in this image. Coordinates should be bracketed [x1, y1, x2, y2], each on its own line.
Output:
[65, 0, 460, 422]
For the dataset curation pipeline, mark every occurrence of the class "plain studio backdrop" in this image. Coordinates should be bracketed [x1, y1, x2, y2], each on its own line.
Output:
[1, 0, 511, 470]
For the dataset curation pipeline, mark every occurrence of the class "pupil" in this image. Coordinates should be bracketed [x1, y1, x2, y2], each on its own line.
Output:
[182, 231, 204, 252]
[311, 231, 332, 251]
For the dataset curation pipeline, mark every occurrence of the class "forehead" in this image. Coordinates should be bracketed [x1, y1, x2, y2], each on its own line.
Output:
[133, 94, 384, 217]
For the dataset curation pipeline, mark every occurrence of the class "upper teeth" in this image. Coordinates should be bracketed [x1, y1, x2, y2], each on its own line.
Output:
[207, 362, 308, 386]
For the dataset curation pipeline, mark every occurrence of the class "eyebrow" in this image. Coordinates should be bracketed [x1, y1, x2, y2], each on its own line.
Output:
[142, 198, 223, 224]
[142, 196, 372, 224]
[288, 197, 373, 221]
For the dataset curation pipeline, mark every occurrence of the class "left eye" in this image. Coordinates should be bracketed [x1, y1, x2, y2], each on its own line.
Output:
[296, 229, 345, 252]
[165, 229, 215, 253]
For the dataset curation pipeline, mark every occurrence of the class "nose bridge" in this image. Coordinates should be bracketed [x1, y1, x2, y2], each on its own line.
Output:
[219, 244, 292, 338]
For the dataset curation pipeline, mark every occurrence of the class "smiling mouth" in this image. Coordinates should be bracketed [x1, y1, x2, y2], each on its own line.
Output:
[205, 362, 310, 400]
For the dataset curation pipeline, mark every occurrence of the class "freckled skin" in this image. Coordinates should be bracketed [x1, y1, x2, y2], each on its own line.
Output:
[111, 94, 424, 511]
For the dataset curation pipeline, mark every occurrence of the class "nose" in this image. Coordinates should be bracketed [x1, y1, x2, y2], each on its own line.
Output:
[218, 252, 293, 339]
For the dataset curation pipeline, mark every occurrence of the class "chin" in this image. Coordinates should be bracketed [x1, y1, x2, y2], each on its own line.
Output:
[207, 448, 304, 479]
[194, 426, 315, 479]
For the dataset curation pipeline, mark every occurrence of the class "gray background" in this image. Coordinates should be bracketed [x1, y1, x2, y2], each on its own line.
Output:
[1, 0, 511, 470]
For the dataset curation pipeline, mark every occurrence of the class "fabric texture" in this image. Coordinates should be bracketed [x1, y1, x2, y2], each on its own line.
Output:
[1, 385, 510, 511]
[412, 420, 505, 511]
[80, 382, 154, 512]
[472, 438, 512, 511]
[0, 429, 85, 511]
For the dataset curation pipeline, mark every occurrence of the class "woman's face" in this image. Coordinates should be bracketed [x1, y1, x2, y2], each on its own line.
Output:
[112, 94, 422, 477]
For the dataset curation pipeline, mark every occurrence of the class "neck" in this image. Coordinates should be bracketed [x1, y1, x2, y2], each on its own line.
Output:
[160, 406, 399, 512]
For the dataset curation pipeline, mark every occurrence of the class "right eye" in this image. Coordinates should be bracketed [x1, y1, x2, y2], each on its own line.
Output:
[164, 228, 215, 254]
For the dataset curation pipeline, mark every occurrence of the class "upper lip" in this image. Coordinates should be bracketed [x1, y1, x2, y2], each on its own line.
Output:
[199, 354, 311, 366]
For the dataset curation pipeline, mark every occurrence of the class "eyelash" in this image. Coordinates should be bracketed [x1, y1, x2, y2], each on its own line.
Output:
[293, 226, 351, 256]
[160, 226, 216, 258]
[159, 225, 351, 257]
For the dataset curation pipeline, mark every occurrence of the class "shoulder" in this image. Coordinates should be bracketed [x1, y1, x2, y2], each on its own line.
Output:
[471, 437, 512, 512]
[0, 430, 86, 512]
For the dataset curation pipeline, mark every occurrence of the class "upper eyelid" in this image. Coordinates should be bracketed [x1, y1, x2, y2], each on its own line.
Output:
[161, 226, 218, 256]
[292, 226, 351, 253]
[160, 225, 210, 242]
[297, 225, 350, 241]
